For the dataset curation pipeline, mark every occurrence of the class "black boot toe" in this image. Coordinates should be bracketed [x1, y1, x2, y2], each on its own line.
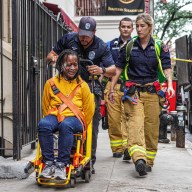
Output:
[135, 159, 147, 176]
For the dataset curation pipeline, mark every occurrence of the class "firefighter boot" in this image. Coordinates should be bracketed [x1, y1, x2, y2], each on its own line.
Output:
[146, 165, 152, 172]
[113, 152, 122, 158]
[123, 149, 131, 161]
[135, 159, 147, 176]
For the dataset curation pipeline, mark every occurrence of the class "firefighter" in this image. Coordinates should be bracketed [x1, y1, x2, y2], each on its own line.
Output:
[109, 13, 175, 176]
[47, 16, 116, 174]
[105, 17, 133, 159]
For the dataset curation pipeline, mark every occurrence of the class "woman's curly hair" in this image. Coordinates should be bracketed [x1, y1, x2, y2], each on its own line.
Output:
[55, 49, 81, 82]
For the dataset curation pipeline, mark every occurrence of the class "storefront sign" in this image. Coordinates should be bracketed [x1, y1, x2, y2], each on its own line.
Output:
[106, 0, 145, 15]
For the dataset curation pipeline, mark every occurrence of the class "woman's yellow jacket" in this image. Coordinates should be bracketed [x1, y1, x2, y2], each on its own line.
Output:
[42, 75, 95, 125]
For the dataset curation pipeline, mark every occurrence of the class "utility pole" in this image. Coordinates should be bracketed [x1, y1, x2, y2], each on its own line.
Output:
[150, 0, 154, 18]
[145, 0, 154, 18]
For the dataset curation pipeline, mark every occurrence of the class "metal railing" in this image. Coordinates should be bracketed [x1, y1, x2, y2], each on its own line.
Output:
[0, 0, 4, 156]
[10, 0, 70, 160]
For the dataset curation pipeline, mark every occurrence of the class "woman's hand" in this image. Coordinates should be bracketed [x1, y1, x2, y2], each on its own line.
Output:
[167, 86, 175, 98]
[163, 68, 175, 98]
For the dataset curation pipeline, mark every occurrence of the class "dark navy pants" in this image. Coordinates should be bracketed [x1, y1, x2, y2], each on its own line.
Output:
[92, 95, 102, 165]
[38, 115, 83, 165]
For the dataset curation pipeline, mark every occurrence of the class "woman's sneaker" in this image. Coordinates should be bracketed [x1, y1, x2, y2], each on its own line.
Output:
[54, 162, 66, 180]
[39, 161, 55, 179]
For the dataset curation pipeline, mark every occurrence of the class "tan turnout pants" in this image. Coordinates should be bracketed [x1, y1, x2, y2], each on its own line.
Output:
[104, 81, 128, 153]
[125, 91, 161, 166]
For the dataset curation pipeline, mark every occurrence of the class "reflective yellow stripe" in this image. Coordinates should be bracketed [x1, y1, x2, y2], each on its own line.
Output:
[122, 141, 127, 147]
[110, 140, 123, 147]
[128, 145, 146, 156]
[110, 139, 123, 144]
[172, 58, 192, 62]
[124, 42, 130, 81]
[124, 64, 129, 80]
[146, 150, 157, 159]
[154, 37, 161, 55]
[110, 143, 122, 147]
[122, 139, 127, 145]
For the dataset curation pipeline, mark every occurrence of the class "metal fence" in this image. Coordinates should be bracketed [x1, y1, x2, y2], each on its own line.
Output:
[10, 0, 70, 160]
[0, 0, 3, 157]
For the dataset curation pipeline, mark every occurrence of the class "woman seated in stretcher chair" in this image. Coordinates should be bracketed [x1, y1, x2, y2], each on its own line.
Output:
[38, 49, 95, 180]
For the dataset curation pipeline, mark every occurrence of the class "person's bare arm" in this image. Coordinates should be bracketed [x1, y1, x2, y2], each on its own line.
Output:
[110, 67, 122, 91]
[47, 50, 59, 64]
[163, 68, 175, 98]
[109, 67, 122, 103]
[87, 64, 116, 77]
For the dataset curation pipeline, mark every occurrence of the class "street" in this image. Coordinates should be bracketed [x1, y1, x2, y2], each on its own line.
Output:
[0, 128, 192, 192]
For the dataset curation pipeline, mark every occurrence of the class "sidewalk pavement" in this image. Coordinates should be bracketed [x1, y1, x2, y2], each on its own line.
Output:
[0, 126, 192, 192]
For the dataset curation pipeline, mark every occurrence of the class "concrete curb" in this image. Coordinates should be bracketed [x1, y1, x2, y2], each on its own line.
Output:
[0, 146, 36, 179]
[0, 156, 29, 179]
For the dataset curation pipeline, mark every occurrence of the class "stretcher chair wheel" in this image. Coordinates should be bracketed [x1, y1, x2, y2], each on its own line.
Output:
[70, 177, 76, 188]
[84, 170, 91, 183]
[36, 172, 38, 180]
[36, 171, 43, 186]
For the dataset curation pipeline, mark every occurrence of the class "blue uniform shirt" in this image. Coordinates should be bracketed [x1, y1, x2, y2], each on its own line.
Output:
[107, 36, 132, 63]
[53, 32, 114, 82]
[116, 36, 171, 84]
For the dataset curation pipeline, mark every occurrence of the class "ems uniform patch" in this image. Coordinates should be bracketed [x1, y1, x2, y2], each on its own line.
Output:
[112, 47, 119, 50]
[71, 46, 78, 51]
[132, 46, 138, 50]
[88, 51, 95, 60]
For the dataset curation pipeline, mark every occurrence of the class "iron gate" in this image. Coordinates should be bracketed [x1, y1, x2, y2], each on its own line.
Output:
[11, 0, 70, 160]
[0, 0, 3, 157]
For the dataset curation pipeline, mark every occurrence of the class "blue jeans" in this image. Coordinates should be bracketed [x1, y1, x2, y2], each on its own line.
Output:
[38, 115, 83, 165]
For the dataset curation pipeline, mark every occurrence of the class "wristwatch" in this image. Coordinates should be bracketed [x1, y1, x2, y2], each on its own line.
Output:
[102, 67, 106, 74]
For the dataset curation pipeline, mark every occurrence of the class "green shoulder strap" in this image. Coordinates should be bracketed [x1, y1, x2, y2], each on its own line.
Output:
[121, 36, 137, 81]
[153, 36, 166, 83]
